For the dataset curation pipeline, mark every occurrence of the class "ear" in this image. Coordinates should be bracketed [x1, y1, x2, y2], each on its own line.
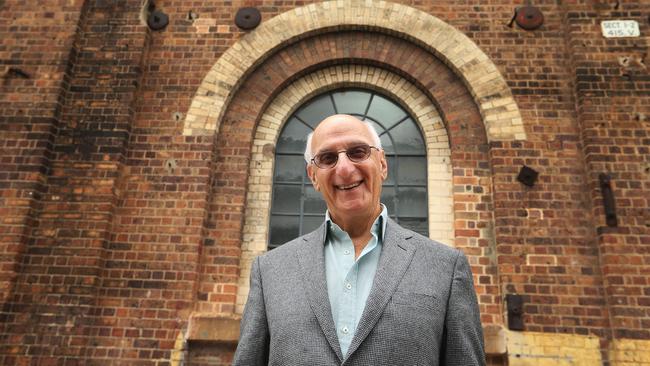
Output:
[379, 150, 388, 181]
[307, 164, 320, 191]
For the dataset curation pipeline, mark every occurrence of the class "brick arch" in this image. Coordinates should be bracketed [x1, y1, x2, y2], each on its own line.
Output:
[196, 31, 500, 325]
[235, 65, 453, 313]
[182, 0, 525, 141]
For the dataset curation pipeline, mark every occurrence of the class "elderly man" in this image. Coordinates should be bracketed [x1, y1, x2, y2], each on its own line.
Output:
[234, 114, 485, 365]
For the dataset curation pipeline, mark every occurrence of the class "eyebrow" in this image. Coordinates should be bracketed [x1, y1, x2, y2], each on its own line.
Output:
[315, 141, 368, 154]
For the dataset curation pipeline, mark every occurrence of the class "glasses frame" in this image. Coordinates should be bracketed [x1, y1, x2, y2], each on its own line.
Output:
[310, 144, 381, 169]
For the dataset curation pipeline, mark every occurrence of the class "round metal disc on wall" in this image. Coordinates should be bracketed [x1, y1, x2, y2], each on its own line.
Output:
[235, 7, 261, 30]
[515, 5, 544, 31]
[147, 10, 169, 31]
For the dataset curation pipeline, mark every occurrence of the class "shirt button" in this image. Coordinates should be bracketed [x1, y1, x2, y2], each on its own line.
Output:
[345, 283, 352, 290]
[344, 249, 350, 255]
[341, 326, 349, 334]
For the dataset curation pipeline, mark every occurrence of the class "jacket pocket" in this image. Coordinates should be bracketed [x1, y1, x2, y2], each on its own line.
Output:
[390, 290, 439, 312]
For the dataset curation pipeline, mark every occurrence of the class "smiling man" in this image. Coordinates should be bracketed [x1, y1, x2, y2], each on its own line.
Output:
[234, 114, 485, 366]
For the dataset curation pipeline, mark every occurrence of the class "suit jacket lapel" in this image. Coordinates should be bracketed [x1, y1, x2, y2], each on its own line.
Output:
[295, 223, 344, 362]
[344, 219, 416, 359]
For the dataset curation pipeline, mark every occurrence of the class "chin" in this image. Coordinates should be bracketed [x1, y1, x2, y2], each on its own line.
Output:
[335, 200, 371, 215]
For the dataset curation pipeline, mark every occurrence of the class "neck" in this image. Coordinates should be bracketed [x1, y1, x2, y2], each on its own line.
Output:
[329, 205, 382, 256]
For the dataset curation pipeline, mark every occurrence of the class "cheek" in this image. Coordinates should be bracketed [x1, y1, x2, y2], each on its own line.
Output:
[313, 172, 331, 193]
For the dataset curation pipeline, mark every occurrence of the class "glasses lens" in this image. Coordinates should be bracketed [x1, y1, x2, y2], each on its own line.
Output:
[313, 145, 374, 168]
[347, 145, 371, 162]
[314, 151, 338, 168]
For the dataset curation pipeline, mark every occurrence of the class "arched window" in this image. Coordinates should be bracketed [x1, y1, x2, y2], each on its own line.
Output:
[269, 89, 428, 249]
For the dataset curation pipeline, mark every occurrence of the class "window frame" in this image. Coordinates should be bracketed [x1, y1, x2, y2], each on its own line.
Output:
[269, 88, 429, 249]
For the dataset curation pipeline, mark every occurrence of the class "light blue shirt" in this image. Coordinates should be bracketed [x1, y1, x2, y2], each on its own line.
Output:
[324, 205, 388, 357]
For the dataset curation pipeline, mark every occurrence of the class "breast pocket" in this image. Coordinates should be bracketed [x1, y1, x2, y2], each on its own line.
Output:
[390, 290, 440, 311]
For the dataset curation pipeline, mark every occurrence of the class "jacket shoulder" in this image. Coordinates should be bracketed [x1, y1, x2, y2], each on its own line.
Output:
[387, 220, 461, 261]
[414, 231, 460, 258]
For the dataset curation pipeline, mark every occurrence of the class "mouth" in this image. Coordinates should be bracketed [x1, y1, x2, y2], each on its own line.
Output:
[335, 180, 362, 191]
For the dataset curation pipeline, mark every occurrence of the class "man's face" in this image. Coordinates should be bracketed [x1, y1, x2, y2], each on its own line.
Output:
[307, 115, 388, 224]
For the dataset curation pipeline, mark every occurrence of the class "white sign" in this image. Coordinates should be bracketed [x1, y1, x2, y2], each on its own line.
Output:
[601, 20, 640, 38]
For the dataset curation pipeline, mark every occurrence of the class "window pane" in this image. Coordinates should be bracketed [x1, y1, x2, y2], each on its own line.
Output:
[274, 155, 305, 182]
[277, 118, 311, 154]
[396, 187, 427, 217]
[272, 185, 301, 213]
[269, 215, 299, 247]
[397, 157, 427, 185]
[304, 186, 327, 214]
[380, 186, 396, 213]
[398, 217, 428, 236]
[302, 215, 325, 235]
[366, 94, 406, 130]
[296, 94, 336, 128]
[332, 90, 371, 115]
[391, 118, 425, 154]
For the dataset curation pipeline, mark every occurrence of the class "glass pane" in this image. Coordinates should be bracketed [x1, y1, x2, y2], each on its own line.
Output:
[304, 186, 327, 214]
[302, 215, 325, 235]
[274, 156, 305, 182]
[396, 187, 427, 217]
[332, 90, 371, 115]
[397, 157, 427, 185]
[272, 185, 301, 213]
[366, 94, 406, 130]
[380, 186, 396, 214]
[269, 215, 299, 247]
[384, 156, 396, 185]
[398, 217, 428, 236]
[296, 94, 336, 128]
[390, 118, 425, 154]
[276, 118, 311, 154]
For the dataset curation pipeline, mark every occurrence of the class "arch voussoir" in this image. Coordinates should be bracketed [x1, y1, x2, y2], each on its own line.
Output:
[183, 0, 525, 141]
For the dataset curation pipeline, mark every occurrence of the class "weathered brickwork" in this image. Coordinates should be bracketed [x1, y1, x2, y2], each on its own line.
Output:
[0, 1, 648, 365]
[562, 1, 650, 342]
[0, 0, 85, 306]
[507, 331, 602, 366]
[609, 339, 650, 366]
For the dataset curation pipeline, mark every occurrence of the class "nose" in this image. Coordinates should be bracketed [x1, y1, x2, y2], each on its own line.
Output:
[334, 151, 356, 176]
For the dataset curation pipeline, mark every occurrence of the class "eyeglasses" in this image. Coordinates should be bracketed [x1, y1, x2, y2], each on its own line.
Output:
[311, 144, 381, 169]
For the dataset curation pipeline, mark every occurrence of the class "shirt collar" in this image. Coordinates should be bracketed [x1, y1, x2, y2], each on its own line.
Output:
[325, 204, 388, 242]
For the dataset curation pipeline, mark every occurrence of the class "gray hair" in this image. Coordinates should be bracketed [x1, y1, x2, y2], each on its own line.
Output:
[303, 120, 382, 163]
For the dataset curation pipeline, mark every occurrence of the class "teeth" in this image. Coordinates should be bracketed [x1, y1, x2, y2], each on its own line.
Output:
[337, 181, 361, 190]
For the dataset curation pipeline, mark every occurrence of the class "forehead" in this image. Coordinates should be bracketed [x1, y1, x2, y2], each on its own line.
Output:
[311, 118, 373, 152]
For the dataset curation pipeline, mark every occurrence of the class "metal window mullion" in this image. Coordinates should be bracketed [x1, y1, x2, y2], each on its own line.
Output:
[380, 129, 399, 222]
[271, 212, 302, 217]
[299, 160, 307, 235]
[392, 149, 400, 225]
[294, 115, 315, 130]
[364, 93, 374, 115]
[380, 115, 410, 136]
[274, 181, 303, 185]
[330, 93, 338, 114]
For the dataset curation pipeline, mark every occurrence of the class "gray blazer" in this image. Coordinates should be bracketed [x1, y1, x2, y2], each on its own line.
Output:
[233, 219, 485, 365]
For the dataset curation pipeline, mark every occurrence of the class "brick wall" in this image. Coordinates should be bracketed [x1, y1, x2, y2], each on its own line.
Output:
[1, 0, 648, 365]
[563, 1, 650, 341]
[0, 0, 84, 306]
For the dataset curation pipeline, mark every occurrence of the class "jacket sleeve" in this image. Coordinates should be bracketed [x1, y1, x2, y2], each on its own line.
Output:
[441, 250, 486, 366]
[233, 256, 269, 366]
